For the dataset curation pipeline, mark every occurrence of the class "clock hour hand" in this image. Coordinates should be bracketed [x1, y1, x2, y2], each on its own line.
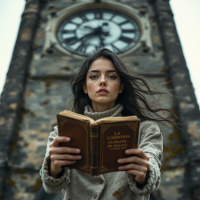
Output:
[98, 24, 110, 37]
[101, 22, 110, 36]
[97, 25, 110, 47]
[99, 32, 105, 47]
[78, 26, 95, 31]
[70, 29, 98, 45]
[83, 26, 95, 30]
[83, 22, 109, 30]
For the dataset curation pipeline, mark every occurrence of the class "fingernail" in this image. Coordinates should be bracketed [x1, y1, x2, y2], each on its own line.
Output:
[76, 149, 81, 153]
[66, 137, 70, 140]
[118, 166, 122, 170]
[125, 150, 129, 153]
[78, 156, 82, 159]
[118, 159, 122, 163]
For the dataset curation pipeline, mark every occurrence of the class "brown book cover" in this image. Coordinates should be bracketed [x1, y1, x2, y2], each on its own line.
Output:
[57, 110, 140, 176]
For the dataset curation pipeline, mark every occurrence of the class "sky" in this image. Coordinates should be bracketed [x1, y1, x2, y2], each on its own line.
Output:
[0, 0, 200, 107]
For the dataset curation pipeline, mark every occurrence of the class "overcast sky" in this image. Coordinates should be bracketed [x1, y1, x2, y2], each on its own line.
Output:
[0, 0, 200, 108]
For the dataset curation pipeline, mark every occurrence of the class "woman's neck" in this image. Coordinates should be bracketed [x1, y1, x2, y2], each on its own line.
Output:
[91, 102, 115, 112]
[84, 104, 123, 121]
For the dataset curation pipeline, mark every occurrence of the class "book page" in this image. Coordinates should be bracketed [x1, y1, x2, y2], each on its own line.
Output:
[96, 116, 140, 123]
[59, 110, 94, 123]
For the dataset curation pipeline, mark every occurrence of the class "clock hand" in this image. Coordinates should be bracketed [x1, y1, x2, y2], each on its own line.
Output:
[70, 28, 99, 45]
[98, 28, 105, 47]
[79, 26, 95, 31]
[97, 23, 110, 37]
[101, 31, 110, 37]
[99, 34, 105, 47]
[101, 22, 110, 36]
[83, 26, 95, 30]
[75, 24, 109, 46]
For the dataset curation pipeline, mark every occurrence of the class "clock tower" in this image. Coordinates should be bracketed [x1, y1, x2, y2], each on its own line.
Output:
[0, 0, 200, 200]
[43, 2, 150, 57]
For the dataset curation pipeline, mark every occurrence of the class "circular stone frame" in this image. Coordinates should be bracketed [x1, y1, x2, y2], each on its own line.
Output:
[43, 2, 152, 59]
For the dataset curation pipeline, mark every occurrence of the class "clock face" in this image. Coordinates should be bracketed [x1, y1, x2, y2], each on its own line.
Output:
[56, 8, 141, 56]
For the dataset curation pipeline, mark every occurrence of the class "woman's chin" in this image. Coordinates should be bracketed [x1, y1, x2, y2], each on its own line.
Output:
[93, 98, 115, 104]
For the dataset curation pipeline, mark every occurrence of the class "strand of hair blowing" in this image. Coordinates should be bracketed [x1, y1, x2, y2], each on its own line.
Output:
[70, 48, 177, 127]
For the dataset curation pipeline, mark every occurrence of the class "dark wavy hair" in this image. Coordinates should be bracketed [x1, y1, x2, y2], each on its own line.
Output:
[70, 48, 176, 126]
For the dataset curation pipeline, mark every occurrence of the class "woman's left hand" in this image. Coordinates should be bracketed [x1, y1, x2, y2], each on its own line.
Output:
[117, 149, 149, 186]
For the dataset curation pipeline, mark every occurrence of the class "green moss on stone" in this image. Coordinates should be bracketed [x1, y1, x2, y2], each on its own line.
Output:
[24, 108, 36, 118]
[7, 177, 17, 190]
[161, 129, 185, 171]
[161, 66, 168, 72]
[41, 100, 49, 105]
[165, 77, 172, 89]
[31, 178, 42, 192]
[41, 75, 54, 88]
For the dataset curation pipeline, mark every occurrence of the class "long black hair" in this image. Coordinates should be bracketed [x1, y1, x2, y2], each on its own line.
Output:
[70, 48, 176, 126]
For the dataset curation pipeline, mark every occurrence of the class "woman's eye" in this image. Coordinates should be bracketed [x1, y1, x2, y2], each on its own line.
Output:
[108, 76, 116, 79]
[90, 75, 98, 79]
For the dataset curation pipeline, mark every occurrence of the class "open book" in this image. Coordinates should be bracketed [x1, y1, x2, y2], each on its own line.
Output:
[57, 110, 140, 176]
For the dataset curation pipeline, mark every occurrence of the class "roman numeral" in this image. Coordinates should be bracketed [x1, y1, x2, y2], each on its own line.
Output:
[62, 30, 76, 34]
[122, 29, 137, 33]
[65, 36, 78, 44]
[111, 44, 120, 53]
[94, 11, 103, 19]
[118, 36, 134, 44]
[109, 13, 116, 21]
[118, 20, 130, 26]
[76, 43, 88, 53]
[79, 14, 89, 22]
[70, 21, 80, 26]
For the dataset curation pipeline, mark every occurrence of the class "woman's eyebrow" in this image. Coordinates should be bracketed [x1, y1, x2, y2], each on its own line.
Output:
[88, 70, 118, 73]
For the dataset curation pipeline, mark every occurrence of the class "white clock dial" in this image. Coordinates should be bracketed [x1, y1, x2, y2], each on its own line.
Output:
[56, 8, 141, 56]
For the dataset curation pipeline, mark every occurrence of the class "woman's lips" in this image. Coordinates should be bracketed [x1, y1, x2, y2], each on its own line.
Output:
[97, 91, 109, 95]
[97, 89, 109, 95]
[97, 88, 109, 93]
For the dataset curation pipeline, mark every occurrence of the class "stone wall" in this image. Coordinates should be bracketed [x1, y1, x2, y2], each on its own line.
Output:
[0, 0, 200, 199]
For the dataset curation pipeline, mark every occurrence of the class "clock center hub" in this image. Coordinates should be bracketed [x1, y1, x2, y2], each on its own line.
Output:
[76, 20, 121, 46]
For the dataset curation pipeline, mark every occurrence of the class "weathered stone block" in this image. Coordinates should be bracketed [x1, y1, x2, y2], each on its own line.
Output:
[153, 167, 190, 200]
[3, 169, 58, 200]
[10, 79, 71, 170]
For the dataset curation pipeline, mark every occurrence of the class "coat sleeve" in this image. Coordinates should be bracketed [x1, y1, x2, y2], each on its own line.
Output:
[126, 121, 163, 196]
[39, 126, 71, 193]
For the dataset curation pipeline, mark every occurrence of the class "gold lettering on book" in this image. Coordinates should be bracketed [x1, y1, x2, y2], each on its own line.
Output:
[106, 131, 131, 150]
[107, 140, 128, 150]
[114, 132, 121, 135]
[107, 135, 130, 140]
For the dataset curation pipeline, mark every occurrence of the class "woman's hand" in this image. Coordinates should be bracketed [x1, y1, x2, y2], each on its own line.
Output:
[49, 136, 82, 178]
[117, 149, 149, 186]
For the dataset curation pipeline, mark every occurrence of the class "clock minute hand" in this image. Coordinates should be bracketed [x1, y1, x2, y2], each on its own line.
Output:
[98, 25, 111, 47]
[83, 26, 95, 30]
[70, 29, 98, 45]
[98, 30, 105, 47]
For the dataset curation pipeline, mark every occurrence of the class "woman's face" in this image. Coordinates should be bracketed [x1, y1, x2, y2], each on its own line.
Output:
[83, 58, 124, 109]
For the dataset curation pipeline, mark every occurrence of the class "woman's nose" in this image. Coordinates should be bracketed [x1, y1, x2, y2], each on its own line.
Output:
[99, 76, 107, 86]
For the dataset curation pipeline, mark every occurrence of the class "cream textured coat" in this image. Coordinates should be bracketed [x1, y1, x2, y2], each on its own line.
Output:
[39, 104, 163, 200]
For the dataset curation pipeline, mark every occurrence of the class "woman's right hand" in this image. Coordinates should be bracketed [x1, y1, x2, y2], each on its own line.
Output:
[49, 136, 82, 178]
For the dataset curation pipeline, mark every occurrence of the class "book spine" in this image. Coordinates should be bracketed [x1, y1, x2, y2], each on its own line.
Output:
[90, 123, 99, 176]
[136, 121, 140, 148]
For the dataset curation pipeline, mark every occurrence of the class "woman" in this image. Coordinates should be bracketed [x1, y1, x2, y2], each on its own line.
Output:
[40, 48, 175, 200]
